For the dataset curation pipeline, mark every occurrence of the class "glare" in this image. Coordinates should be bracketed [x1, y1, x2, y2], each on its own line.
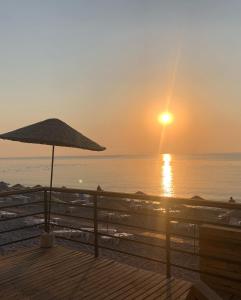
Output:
[162, 154, 173, 197]
[163, 153, 172, 163]
[158, 112, 173, 125]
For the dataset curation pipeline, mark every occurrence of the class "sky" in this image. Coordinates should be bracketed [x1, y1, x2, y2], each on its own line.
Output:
[0, 0, 241, 157]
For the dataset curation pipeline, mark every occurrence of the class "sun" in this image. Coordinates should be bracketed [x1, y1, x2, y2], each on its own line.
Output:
[158, 112, 173, 125]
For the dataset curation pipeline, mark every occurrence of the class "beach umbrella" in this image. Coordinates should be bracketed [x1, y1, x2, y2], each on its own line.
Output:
[0, 118, 106, 231]
[0, 181, 9, 191]
[11, 183, 25, 190]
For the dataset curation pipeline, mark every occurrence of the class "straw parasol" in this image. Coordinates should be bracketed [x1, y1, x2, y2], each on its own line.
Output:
[0, 118, 106, 231]
[0, 181, 9, 191]
[11, 183, 25, 190]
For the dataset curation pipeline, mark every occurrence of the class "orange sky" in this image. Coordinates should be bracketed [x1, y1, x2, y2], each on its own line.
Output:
[0, 1, 241, 157]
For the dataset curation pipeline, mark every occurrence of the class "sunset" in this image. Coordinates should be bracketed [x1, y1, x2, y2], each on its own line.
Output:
[158, 112, 174, 125]
[0, 1, 240, 299]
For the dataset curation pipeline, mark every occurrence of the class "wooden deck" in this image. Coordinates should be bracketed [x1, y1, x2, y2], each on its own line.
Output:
[0, 246, 192, 300]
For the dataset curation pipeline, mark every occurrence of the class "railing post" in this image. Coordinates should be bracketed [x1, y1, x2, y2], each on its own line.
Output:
[165, 201, 171, 278]
[94, 194, 99, 258]
[194, 224, 196, 254]
[44, 190, 49, 233]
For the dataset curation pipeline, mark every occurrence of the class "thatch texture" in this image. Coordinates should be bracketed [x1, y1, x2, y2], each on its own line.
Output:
[0, 118, 105, 151]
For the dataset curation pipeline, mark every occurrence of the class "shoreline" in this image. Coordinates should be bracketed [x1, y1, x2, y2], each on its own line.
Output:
[0, 184, 240, 277]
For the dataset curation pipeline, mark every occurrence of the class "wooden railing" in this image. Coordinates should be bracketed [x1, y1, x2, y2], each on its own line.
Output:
[0, 186, 241, 294]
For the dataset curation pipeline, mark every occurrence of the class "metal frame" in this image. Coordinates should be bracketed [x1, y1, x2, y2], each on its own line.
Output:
[0, 186, 241, 284]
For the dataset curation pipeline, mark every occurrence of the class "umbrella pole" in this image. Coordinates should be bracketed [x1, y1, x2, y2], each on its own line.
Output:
[47, 145, 55, 232]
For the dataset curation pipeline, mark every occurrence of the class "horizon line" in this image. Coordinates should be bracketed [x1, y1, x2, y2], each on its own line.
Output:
[0, 152, 241, 160]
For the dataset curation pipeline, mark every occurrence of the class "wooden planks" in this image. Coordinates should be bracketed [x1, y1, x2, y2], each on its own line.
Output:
[199, 224, 241, 297]
[0, 246, 192, 299]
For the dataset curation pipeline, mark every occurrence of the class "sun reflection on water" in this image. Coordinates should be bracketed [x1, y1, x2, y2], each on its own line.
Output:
[162, 153, 173, 197]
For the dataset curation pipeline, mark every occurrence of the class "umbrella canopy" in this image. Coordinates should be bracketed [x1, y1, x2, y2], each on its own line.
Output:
[11, 184, 25, 190]
[0, 118, 105, 151]
[0, 181, 9, 191]
[0, 118, 106, 233]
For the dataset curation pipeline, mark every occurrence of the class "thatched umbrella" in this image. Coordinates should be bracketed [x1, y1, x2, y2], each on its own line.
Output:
[0, 181, 9, 191]
[11, 183, 25, 190]
[0, 118, 105, 231]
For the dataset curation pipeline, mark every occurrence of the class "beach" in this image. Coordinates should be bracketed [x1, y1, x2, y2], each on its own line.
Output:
[0, 182, 240, 282]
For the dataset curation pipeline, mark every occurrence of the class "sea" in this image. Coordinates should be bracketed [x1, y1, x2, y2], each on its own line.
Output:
[0, 153, 241, 202]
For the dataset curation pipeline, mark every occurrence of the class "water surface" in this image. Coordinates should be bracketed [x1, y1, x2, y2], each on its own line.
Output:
[0, 153, 241, 201]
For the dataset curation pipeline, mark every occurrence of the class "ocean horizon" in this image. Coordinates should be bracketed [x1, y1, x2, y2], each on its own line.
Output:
[0, 153, 241, 202]
[1, 152, 241, 160]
